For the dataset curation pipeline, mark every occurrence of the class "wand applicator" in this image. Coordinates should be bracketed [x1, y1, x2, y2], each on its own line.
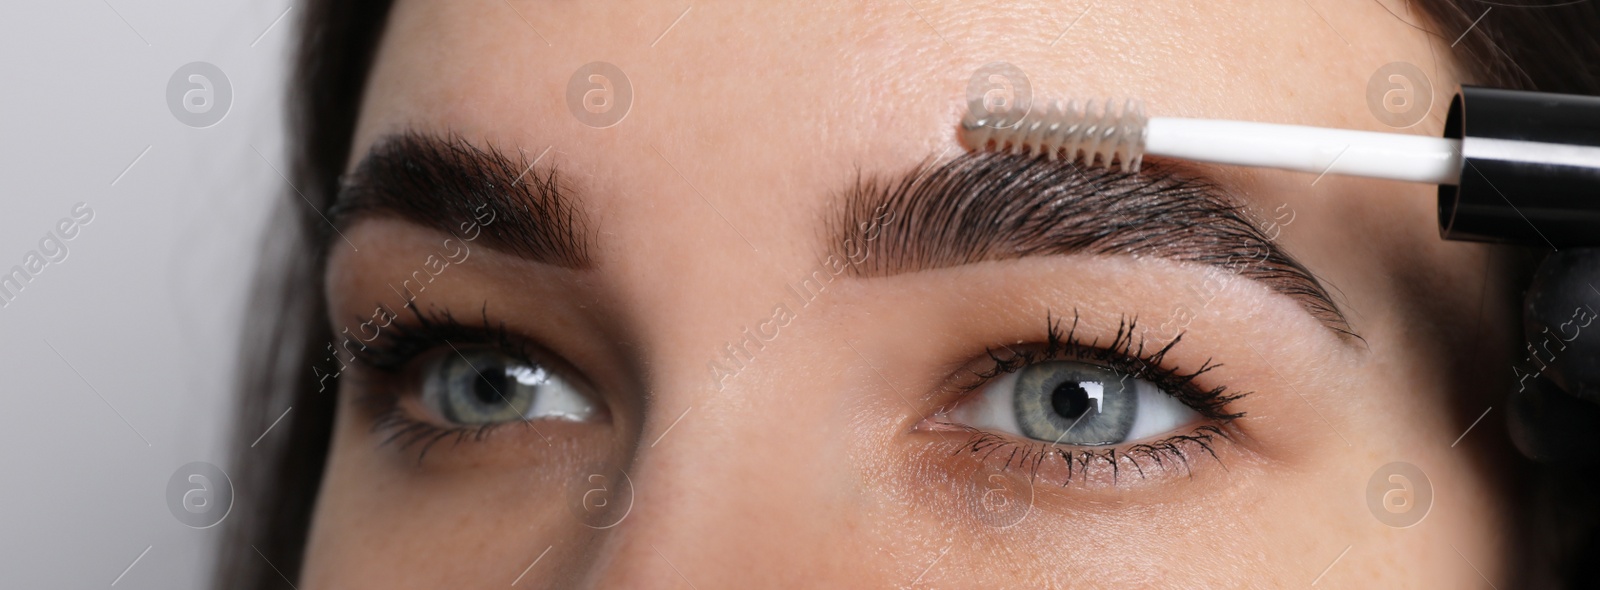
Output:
[960, 86, 1600, 247]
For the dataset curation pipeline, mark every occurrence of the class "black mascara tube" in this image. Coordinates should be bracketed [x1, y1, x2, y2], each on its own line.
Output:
[1439, 86, 1600, 247]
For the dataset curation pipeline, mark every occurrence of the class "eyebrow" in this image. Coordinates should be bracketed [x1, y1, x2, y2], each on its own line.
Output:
[828, 153, 1356, 337]
[329, 132, 593, 268]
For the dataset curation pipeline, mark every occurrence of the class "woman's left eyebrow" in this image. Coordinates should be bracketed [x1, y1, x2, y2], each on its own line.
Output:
[829, 152, 1357, 339]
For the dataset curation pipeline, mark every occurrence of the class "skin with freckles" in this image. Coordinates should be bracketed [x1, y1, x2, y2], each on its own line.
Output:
[301, 1, 1522, 588]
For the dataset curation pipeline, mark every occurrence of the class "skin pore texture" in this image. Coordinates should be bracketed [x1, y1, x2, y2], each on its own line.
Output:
[303, 1, 1520, 588]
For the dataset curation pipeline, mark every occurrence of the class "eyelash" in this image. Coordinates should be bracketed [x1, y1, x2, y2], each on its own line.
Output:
[938, 310, 1249, 486]
[346, 303, 543, 460]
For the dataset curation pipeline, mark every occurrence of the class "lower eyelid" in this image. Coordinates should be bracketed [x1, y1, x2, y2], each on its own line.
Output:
[944, 423, 1235, 491]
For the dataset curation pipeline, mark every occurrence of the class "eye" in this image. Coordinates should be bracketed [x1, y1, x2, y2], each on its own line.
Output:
[945, 360, 1202, 446]
[418, 348, 599, 425]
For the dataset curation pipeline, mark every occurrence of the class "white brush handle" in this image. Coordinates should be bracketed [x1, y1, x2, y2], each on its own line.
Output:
[1145, 118, 1463, 184]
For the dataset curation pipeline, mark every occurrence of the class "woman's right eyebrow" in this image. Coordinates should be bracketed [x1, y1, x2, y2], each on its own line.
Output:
[829, 153, 1357, 339]
[330, 132, 594, 269]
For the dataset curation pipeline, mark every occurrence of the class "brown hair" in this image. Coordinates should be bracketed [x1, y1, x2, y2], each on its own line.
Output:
[218, 2, 1600, 587]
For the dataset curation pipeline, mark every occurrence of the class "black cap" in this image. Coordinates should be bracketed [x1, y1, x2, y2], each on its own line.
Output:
[1439, 86, 1600, 247]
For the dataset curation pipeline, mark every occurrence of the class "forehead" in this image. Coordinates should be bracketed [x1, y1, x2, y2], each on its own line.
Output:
[354, 0, 1444, 164]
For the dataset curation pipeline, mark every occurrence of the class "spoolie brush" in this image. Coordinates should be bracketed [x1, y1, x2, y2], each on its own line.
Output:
[961, 98, 1151, 172]
[960, 98, 1461, 183]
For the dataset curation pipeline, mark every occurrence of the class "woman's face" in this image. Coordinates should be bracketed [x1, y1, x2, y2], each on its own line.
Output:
[304, 1, 1516, 587]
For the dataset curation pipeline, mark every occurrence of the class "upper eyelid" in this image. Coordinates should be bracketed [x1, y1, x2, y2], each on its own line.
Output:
[344, 303, 528, 373]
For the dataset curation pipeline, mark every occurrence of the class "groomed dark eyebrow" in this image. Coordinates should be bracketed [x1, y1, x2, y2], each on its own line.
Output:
[829, 153, 1356, 338]
[329, 132, 593, 268]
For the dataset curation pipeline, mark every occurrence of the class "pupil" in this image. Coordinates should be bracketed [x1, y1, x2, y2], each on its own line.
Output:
[1050, 381, 1092, 420]
[472, 368, 509, 406]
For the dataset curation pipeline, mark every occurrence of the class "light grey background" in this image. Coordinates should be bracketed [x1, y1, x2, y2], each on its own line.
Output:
[1, 1, 295, 587]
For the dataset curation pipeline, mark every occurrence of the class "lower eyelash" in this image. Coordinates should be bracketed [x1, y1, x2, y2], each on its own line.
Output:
[950, 424, 1231, 487]
[355, 389, 507, 463]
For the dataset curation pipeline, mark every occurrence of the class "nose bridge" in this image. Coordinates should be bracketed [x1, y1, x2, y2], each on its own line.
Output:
[581, 385, 818, 587]
[574, 315, 890, 587]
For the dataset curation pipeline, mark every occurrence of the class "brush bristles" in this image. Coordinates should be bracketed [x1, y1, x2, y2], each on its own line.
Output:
[960, 98, 1147, 173]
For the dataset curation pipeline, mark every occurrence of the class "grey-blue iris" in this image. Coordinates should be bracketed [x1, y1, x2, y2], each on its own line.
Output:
[1012, 361, 1137, 445]
[424, 351, 537, 424]
[420, 349, 597, 426]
